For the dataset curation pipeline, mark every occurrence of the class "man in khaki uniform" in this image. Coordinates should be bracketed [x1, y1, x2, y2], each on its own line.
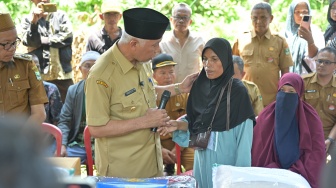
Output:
[85, 8, 197, 178]
[232, 2, 293, 107]
[0, 13, 48, 125]
[302, 47, 336, 152]
[152, 53, 194, 175]
[232, 55, 263, 116]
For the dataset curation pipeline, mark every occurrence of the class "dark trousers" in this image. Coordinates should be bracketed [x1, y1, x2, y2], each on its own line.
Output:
[48, 79, 74, 103]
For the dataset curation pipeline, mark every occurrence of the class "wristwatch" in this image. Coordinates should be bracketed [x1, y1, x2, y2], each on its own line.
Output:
[327, 137, 335, 144]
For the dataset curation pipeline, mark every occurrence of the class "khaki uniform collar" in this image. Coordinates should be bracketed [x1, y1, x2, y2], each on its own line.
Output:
[251, 28, 271, 39]
[312, 72, 336, 87]
[111, 43, 134, 74]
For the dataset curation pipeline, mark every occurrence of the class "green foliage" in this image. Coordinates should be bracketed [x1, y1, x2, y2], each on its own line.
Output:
[0, 0, 332, 44]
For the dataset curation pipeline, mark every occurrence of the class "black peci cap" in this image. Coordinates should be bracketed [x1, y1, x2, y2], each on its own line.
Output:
[123, 8, 169, 40]
[152, 53, 177, 70]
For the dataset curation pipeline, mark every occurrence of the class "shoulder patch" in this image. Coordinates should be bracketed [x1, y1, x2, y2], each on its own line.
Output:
[14, 53, 32, 61]
[96, 80, 108, 88]
[31, 65, 42, 81]
[284, 48, 290, 55]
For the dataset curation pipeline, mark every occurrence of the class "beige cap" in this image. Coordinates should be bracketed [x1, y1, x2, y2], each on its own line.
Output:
[0, 13, 15, 32]
[101, 1, 122, 14]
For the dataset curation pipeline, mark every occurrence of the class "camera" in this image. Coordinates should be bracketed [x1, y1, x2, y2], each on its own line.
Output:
[41, 3, 57, 12]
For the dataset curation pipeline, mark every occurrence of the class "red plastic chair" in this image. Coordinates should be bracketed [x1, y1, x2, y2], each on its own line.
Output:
[41, 122, 62, 157]
[84, 126, 94, 176]
[175, 143, 182, 175]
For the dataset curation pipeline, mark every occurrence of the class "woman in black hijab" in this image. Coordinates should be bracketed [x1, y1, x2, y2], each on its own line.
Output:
[325, 0, 336, 46]
[160, 38, 255, 187]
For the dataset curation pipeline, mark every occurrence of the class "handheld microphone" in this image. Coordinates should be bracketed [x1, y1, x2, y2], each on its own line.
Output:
[151, 90, 171, 132]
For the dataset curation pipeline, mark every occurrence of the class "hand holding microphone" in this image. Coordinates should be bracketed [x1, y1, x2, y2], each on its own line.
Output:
[151, 90, 171, 132]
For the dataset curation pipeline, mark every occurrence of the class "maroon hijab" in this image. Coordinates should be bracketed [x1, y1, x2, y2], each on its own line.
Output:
[252, 73, 325, 188]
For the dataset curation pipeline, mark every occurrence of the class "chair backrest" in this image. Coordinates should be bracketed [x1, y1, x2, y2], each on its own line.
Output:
[41, 122, 62, 157]
[84, 126, 94, 176]
[175, 143, 182, 175]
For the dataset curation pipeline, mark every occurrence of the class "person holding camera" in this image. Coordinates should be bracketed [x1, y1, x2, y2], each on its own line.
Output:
[22, 0, 74, 103]
[283, 0, 324, 75]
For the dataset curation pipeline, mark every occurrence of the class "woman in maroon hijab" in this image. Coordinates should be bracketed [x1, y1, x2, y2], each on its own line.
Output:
[252, 73, 325, 188]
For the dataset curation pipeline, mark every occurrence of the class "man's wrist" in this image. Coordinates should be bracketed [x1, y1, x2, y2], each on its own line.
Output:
[327, 137, 335, 144]
[174, 83, 181, 95]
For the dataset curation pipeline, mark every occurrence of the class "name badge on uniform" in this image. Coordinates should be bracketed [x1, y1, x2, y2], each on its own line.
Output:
[306, 89, 316, 93]
[125, 88, 136, 96]
[32, 65, 41, 81]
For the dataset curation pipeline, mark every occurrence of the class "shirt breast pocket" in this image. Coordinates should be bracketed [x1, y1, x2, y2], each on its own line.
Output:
[7, 80, 30, 107]
[304, 92, 319, 107]
[264, 49, 279, 68]
[121, 92, 144, 116]
[324, 96, 336, 115]
[241, 49, 253, 67]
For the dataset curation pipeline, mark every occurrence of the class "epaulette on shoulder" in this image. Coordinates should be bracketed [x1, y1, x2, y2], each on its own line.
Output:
[14, 53, 32, 61]
[273, 33, 286, 39]
[243, 79, 256, 86]
[302, 72, 315, 79]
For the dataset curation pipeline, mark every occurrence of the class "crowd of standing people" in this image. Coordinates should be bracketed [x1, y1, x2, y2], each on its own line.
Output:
[1, 0, 336, 187]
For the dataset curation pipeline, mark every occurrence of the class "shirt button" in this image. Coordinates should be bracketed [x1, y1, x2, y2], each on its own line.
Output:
[18, 87, 21, 89]
[130, 107, 136, 112]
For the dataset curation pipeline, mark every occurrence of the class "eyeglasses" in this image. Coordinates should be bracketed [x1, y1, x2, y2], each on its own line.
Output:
[331, 7, 336, 12]
[251, 16, 269, 22]
[294, 10, 309, 15]
[315, 59, 336, 65]
[172, 16, 190, 22]
[0, 38, 21, 51]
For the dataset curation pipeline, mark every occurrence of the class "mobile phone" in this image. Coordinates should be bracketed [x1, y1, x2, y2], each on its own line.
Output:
[42, 3, 57, 12]
[300, 15, 311, 30]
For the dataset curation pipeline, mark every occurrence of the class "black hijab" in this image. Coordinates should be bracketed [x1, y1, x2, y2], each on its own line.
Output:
[186, 38, 255, 135]
[325, 0, 336, 45]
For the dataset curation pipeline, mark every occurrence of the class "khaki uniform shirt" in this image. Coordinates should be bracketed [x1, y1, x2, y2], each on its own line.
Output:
[242, 80, 263, 116]
[85, 44, 163, 178]
[302, 73, 336, 139]
[0, 55, 48, 116]
[232, 29, 293, 106]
